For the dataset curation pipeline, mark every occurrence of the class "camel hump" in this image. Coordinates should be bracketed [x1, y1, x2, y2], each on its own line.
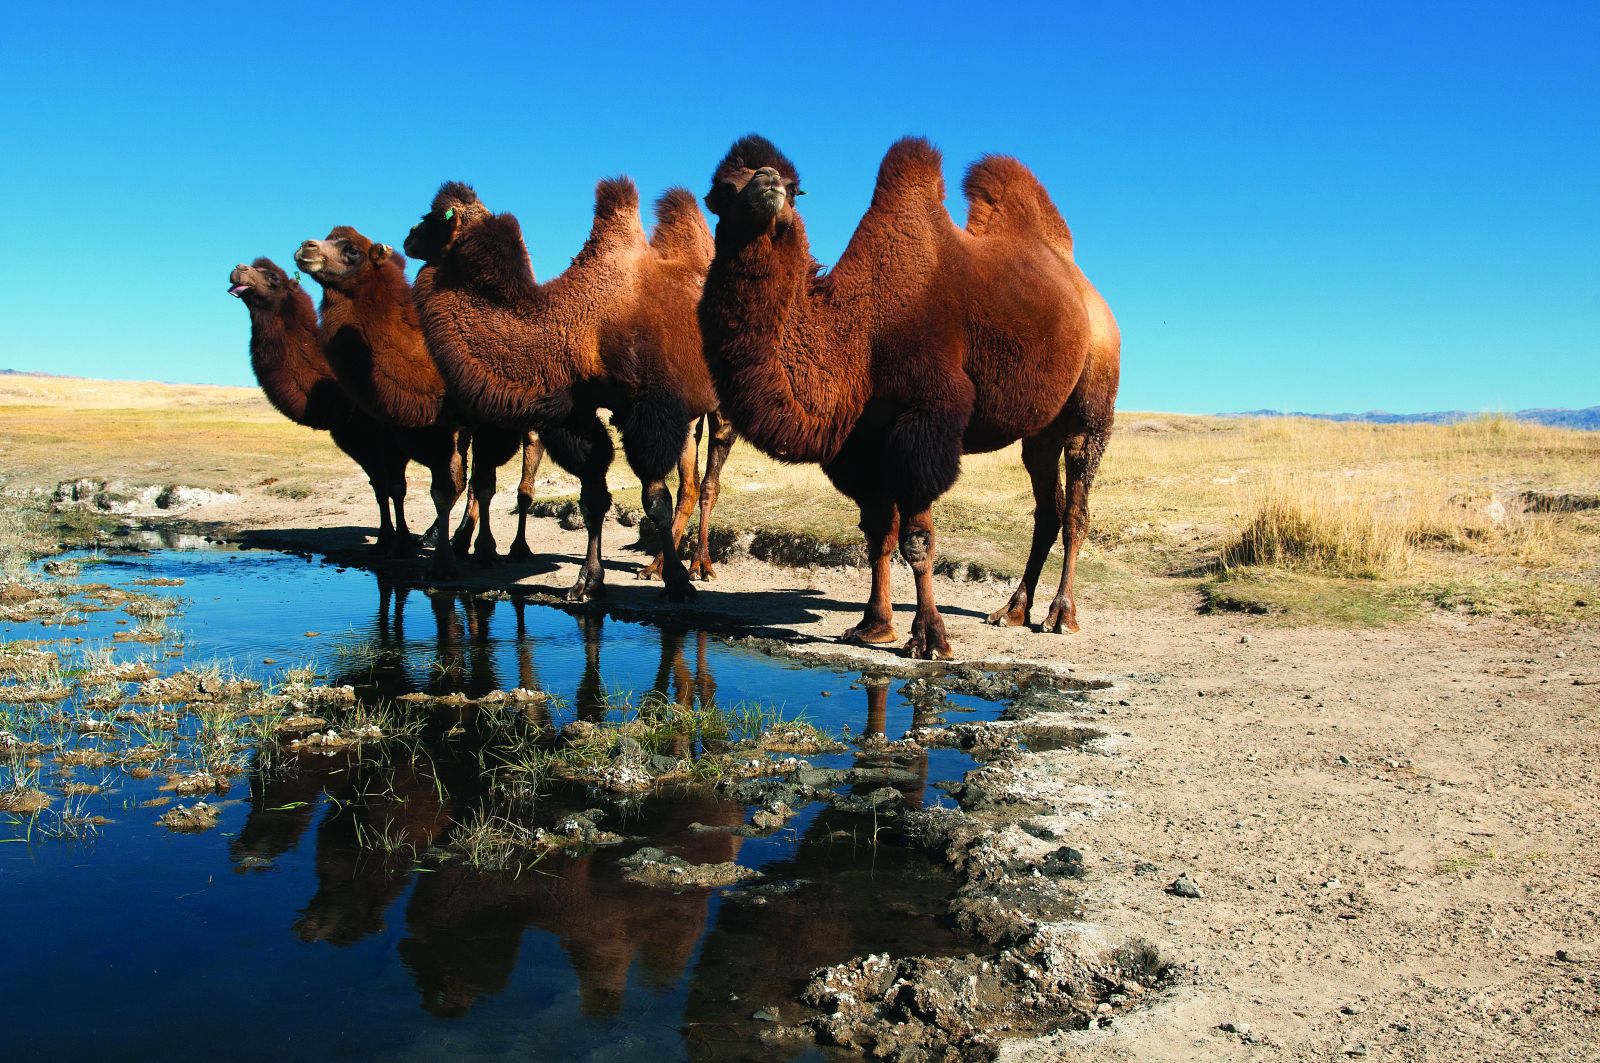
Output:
[875, 136, 945, 200]
[961, 155, 1073, 249]
[649, 188, 712, 260]
[594, 176, 641, 220]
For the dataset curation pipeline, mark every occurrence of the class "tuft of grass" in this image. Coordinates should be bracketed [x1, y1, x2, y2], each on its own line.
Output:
[1220, 481, 1412, 579]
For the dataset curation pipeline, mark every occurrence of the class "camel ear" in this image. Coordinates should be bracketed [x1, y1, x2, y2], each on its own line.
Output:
[371, 243, 393, 263]
[704, 181, 735, 217]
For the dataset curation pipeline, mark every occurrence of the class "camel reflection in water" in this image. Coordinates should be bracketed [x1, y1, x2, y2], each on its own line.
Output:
[230, 570, 951, 1036]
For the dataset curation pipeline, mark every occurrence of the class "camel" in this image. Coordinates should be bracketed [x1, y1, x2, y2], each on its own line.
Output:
[404, 180, 734, 603]
[293, 226, 542, 576]
[698, 136, 1121, 659]
[228, 258, 414, 553]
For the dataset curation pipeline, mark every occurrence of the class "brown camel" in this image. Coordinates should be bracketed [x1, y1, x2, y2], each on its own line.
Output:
[698, 136, 1121, 659]
[404, 180, 735, 603]
[228, 257, 414, 553]
[293, 226, 542, 576]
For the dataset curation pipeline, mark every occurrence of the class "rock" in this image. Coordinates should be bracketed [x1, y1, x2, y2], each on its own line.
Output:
[561, 719, 599, 743]
[1341, 1001, 1367, 1015]
[1556, 947, 1591, 964]
[752, 1007, 780, 1022]
[1168, 873, 1203, 899]
[1344, 1045, 1369, 1058]
[1337, 754, 1353, 766]
[1042, 846, 1086, 878]
[646, 754, 682, 774]
[1134, 861, 1158, 876]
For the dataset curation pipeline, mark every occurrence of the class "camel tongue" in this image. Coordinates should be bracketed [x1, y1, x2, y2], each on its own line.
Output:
[229, 284, 249, 297]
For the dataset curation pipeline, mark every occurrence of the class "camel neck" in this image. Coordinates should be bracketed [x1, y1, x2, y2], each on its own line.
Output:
[248, 289, 337, 428]
[317, 269, 447, 429]
[701, 218, 866, 464]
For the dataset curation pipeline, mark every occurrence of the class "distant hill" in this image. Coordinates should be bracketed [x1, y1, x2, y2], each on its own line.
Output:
[1225, 407, 1600, 431]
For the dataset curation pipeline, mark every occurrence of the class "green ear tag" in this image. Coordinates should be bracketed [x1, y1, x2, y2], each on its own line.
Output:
[444, 208, 454, 220]
[293, 271, 302, 283]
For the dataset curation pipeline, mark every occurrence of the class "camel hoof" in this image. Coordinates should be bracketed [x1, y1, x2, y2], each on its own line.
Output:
[984, 606, 1029, 628]
[471, 549, 501, 569]
[689, 560, 716, 581]
[450, 537, 473, 559]
[635, 557, 665, 581]
[506, 541, 534, 562]
[840, 622, 899, 646]
[903, 634, 955, 661]
[662, 579, 698, 603]
[565, 575, 604, 603]
[1041, 602, 1080, 634]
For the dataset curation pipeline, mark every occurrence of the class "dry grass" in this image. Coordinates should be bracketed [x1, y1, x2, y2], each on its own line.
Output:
[2, 374, 1595, 625]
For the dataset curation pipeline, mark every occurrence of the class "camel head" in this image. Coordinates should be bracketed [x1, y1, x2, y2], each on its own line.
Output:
[404, 181, 484, 264]
[228, 257, 298, 307]
[705, 134, 804, 238]
[294, 226, 401, 290]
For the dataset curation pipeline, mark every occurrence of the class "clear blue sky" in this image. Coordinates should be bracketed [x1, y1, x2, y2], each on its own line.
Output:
[2, 2, 1595, 413]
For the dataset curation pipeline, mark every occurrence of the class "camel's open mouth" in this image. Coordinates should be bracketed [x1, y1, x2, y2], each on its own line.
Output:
[228, 283, 250, 297]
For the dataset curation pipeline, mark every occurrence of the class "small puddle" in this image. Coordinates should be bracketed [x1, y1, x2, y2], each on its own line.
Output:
[1, 543, 1022, 1061]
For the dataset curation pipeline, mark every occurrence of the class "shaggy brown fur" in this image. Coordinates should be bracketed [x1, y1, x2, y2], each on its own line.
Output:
[699, 136, 1121, 659]
[228, 257, 413, 553]
[405, 180, 735, 602]
[294, 227, 539, 574]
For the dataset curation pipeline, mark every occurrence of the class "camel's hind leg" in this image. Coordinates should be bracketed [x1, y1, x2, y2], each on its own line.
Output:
[466, 435, 505, 568]
[636, 424, 700, 582]
[541, 409, 614, 602]
[448, 431, 477, 560]
[385, 443, 417, 557]
[690, 411, 736, 581]
[507, 433, 543, 561]
[428, 432, 470, 579]
[1041, 400, 1114, 634]
[986, 429, 1067, 628]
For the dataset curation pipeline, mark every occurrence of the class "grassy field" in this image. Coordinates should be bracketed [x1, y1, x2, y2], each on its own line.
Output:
[3, 374, 1596, 625]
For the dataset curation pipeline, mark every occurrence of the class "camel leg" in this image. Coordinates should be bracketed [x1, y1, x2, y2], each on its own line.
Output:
[1042, 413, 1113, 634]
[427, 436, 469, 580]
[541, 410, 613, 602]
[690, 410, 736, 581]
[388, 452, 417, 558]
[619, 394, 695, 602]
[637, 427, 699, 581]
[449, 432, 477, 559]
[507, 433, 543, 561]
[841, 495, 900, 645]
[898, 507, 953, 660]
[884, 398, 968, 660]
[468, 436, 502, 567]
[641, 472, 696, 601]
[987, 430, 1067, 627]
[825, 431, 900, 645]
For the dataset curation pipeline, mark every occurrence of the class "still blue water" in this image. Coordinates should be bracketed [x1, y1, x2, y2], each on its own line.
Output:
[0, 546, 1008, 1061]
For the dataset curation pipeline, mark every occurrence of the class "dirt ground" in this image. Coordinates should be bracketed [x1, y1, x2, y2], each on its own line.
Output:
[113, 472, 1595, 1062]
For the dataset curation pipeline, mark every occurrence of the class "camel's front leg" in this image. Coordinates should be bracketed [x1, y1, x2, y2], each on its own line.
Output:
[507, 433, 543, 561]
[690, 411, 737, 581]
[898, 507, 953, 660]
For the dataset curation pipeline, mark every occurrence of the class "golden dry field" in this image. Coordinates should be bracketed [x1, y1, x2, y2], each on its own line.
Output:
[4, 373, 1594, 628]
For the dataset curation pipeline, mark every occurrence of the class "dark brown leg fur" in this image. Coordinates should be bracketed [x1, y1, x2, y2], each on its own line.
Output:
[690, 411, 736, 581]
[507, 434, 542, 561]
